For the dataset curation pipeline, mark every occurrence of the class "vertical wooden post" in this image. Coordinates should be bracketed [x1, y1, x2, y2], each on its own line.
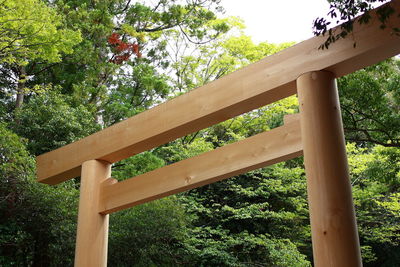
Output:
[297, 71, 362, 267]
[75, 160, 111, 267]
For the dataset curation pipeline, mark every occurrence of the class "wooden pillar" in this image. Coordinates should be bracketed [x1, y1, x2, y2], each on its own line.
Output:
[75, 160, 111, 267]
[297, 71, 362, 267]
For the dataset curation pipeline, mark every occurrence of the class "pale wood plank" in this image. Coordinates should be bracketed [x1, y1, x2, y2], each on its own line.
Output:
[283, 113, 300, 125]
[37, 0, 400, 184]
[99, 117, 302, 214]
[74, 160, 115, 267]
[297, 71, 361, 266]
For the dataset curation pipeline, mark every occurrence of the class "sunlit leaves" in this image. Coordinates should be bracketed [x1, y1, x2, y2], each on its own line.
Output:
[0, 0, 81, 65]
[348, 144, 400, 265]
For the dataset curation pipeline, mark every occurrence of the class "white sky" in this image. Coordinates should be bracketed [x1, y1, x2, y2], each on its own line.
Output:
[221, 0, 331, 44]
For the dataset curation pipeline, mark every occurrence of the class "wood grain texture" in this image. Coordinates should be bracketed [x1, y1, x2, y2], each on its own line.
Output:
[297, 71, 362, 267]
[74, 160, 114, 267]
[37, 0, 400, 184]
[99, 117, 302, 214]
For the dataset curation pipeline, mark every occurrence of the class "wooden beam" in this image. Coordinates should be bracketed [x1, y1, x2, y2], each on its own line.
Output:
[74, 160, 114, 267]
[37, 0, 400, 185]
[297, 71, 362, 266]
[99, 117, 302, 214]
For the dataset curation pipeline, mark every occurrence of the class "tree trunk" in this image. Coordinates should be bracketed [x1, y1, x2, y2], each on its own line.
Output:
[15, 66, 26, 109]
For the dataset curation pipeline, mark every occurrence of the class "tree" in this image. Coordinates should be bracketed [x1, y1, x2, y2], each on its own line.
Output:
[313, 0, 399, 49]
[109, 151, 192, 266]
[29, 0, 230, 124]
[170, 23, 293, 93]
[179, 165, 311, 267]
[102, 63, 171, 126]
[0, 0, 81, 108]
[339, 59, 400, 147]
[347, 143, 400, 266]
[0, 123, 79, 266]
[108, 197, 190, 266]
[11, 90, 100, 155]
[0, 0, 81, 65]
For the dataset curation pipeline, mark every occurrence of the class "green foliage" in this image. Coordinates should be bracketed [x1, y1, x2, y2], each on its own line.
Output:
[0, 0, 82, 65]
[348, 143, 400, 266]
[172, 32, 293, 93]
[155, 138, 214, 164]
[112, 152, 165, 180]
[179, 165, 311, 267]
[313, 0, 399, 49]
[0, 0, 82, 110]
[108, 196, 189, 266]
[0, 123, 79, 266]
[30, 0, 228, 122]
[183, 229, 310, 267]
[103, 63, 171, 125]
[12, 90, 100, 155]
[339, 59, 400, 147]
[0, 123, 33, 182]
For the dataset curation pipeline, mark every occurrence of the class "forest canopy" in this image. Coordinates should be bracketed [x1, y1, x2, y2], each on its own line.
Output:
[0, 0, 399, 266]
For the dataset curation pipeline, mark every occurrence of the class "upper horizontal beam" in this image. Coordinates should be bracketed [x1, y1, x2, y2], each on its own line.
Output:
[37, 0, 400, 184]
[99, 115, 302, 214]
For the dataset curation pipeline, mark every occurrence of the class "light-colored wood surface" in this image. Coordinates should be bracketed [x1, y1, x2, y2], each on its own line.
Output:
[99, 117, 302, 214]
[74, 160, 114, 267]
[283, 113, 300, 125]
[297, 71, 362, 267]
[36, 0, 400, 185]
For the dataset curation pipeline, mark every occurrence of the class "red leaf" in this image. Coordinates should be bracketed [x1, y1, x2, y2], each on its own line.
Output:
[131, 43, 139, 56]
[108, 33, 121, 45]
[116, 42, 129, 52]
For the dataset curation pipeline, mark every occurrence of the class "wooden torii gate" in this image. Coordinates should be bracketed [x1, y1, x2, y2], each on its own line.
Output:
[36, 1, 400, 266]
